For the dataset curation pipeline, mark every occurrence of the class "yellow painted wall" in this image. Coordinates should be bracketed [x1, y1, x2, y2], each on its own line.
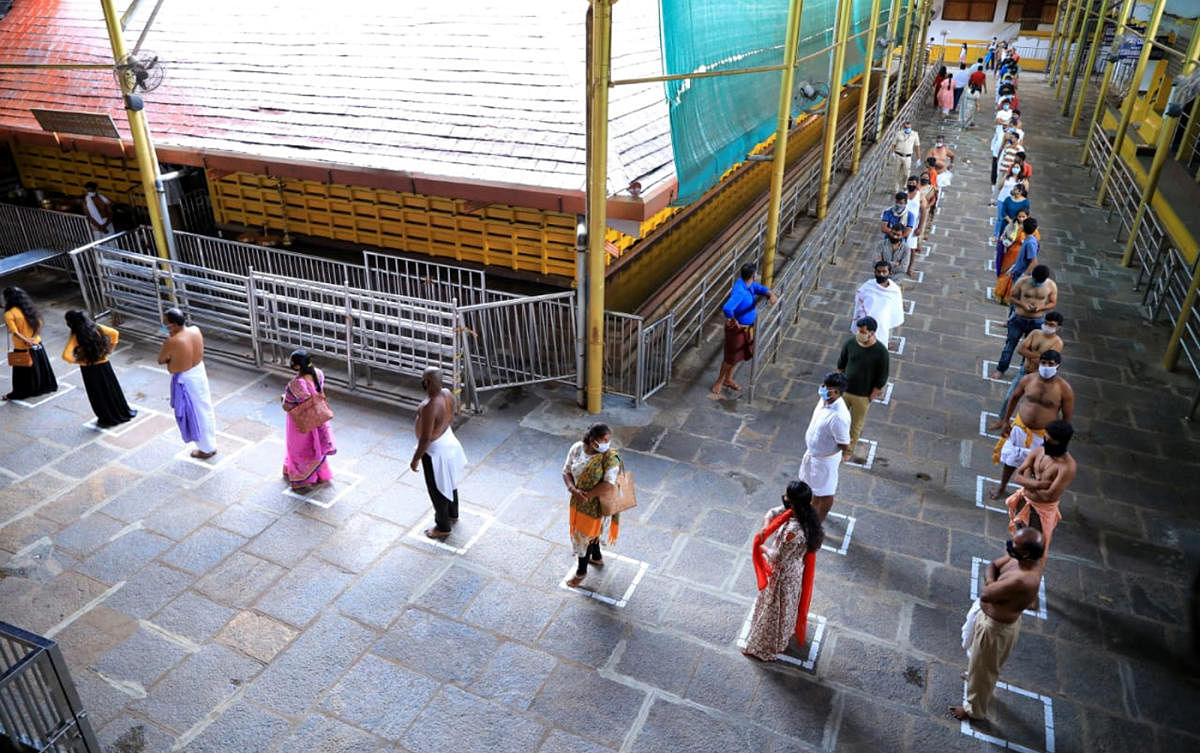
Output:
[211, 173, 580, 279]
[12, 144, 143, 203]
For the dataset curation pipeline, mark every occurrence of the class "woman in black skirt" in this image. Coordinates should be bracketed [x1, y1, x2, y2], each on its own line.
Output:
[61, 310, 136, 427]
[3, 287, 58, 401]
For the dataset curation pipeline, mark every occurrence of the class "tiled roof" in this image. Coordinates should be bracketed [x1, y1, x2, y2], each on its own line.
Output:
[0, 0, 675, 202]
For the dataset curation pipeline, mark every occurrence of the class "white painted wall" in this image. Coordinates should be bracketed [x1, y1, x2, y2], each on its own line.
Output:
[926, 0, 1053, 46]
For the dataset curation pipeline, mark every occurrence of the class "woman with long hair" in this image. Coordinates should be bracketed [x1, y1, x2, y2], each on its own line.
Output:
[743, 480, 825, 661]
[62, 310, 136, 427]
[281, 348, 336, 490]
[561, 422, 621, 587]
[3, 287, 57, 400]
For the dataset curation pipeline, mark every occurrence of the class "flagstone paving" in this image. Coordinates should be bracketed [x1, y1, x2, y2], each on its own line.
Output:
[2, 72, 1199, 753]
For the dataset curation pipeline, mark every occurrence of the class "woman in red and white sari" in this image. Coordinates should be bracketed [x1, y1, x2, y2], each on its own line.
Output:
[743, 481, 825, 661]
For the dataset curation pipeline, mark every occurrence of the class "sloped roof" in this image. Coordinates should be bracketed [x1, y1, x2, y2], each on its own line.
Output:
[0, 0, 675, 212]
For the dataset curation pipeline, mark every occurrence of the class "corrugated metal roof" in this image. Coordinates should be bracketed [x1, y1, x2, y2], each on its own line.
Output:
[0, 0, 675, 200]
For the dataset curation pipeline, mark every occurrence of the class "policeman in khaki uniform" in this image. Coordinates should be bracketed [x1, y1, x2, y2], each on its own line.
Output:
[891, 120, 921, 190]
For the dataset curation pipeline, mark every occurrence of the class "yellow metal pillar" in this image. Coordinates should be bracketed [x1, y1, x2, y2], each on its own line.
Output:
[1058, 0, 1095, 111]
[584, 0, 613, 414]
[874, 0, 903, 141]
[1096, 0, 1167, 206]
[1051, 0, 1081, 87]
[1178, 19, 1200, 169]
[762, 0, 804, 287]
[1046, 0, 1074, 82]
[99, 0, 174, 261]
[1080, 0, 1136, 164]
[892, 0, 915, 118]
[1055, 0, 1087, 100]
[817, 0, 850, 220]
[903, 0, 927, 101]
[1070, 0, 1121, 135]
[851, 0, 885, 174]
[1120, 20, 1200, 268]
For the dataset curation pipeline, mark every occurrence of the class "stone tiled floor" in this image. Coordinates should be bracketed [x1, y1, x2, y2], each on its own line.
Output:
[3, 73, 1200, 753]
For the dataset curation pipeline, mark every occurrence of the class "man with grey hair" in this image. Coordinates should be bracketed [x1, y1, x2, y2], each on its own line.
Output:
[410, 367, 468, 539]
[158, 307, 217, 459]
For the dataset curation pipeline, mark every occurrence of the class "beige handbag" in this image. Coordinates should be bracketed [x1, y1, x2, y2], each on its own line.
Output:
[599, 466, 637, 516]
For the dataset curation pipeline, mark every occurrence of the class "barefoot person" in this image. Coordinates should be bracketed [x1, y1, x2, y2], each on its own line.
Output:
[951, 527, 1045, 723]
[281, 350, 335, 491]
[743, 481, 824, 661]
[562, 424, 621, 587]
[157, 308, 218, 459]
[799, 372, 851, 522]
[410, 366, 468, 540]
[990, 350, 1073, 500]
[987, 311, 1062, 433]
[852, 260, 905, 349]
[712, 262, 777, 395]
[62, 310, 136, 428]
[991, 265, 1057, 380]
[1007, 420, 1076, 549]
[3, 287, 57, 401]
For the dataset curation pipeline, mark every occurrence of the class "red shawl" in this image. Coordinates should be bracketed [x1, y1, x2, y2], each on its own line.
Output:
[752, 510, 818, 644]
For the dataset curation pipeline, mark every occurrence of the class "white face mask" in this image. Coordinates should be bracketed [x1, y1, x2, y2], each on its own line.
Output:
[1042, 325, 1058, 335]
[594, 441, 611, 453]
[1038, 364, 1058, 379]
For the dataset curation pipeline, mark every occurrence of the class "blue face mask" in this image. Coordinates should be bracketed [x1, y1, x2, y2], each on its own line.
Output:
[818, 385, 831, 401]
[1032, 280, 1045, 287]
[903, 128, 912, 134]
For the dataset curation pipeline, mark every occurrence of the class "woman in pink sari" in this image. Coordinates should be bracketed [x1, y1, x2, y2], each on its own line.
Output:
[936, 75, 955, 117]
[281, 349, 336, 490]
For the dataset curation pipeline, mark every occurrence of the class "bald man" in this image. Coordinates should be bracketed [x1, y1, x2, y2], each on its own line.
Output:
[951, 526, 1045, 723]
[410, 367, 468, 539]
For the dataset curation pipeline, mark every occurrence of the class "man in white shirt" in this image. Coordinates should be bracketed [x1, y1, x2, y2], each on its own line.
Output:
[852, 260, 905, 345]
[83, 182, 114, 240]
[799, 372, 852, 521]
[950, 63, 971, 113]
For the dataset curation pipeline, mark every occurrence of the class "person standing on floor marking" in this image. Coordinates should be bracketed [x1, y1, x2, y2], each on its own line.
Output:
[712, 262, 777, 396]
[988, 311, 1062, 433]
[990, 350, 1073, 501]
[410, 366, 468, 540]
[798, 372, 851, 522]
[992, 265, 1057, 379]
[837, 316, 889, 464]
[1008, 419, 1076, 550]
[158, 308, 218, 459]
[951, 526, 1045, 723]
[892, 121, 920, 189]
[852, 260, 905, 348]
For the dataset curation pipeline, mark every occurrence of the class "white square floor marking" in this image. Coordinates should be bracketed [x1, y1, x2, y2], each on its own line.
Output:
[906, 270, 925, 283]
[82, 404, 157, 436]
[559, 552, 649, 608]
[903, 300, 915, 315]
[987, 258, 996, 272]
[970, 557, 1047, 619]
[979, 411, 1003, 439]
[985, 320, 1007, 339]
[975, 475, 1009, 514]
[9, 382, 77, 408]
[172, 431, 251, 470]
[736, 609, 826, 670]
[405, 508, 495, 555]
[821, 511, 856, 556]
[889, 336, 906, 355]
[843, 439, 877, 470]
[959, 679, 1055, 753]
[282, 469, 363, 510]
[872, 381, 894, 405]
[982, 361, 1011, 384]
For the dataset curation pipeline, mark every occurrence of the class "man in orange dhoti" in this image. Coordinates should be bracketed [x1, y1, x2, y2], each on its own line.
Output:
[1007, 420, 1076, 549]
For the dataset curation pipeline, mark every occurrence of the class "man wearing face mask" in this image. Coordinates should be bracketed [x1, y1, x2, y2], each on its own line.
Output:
[891, 120, 920, 190]
[993, 265, 1057, 379]
[836, 317, 889, 464]
[988, 311, 1062, 433]
[852, 260, 905, 350]
[799, 372, 851, 522]
[903, 178, 926, 276]
[950, 526, 1045, 723]
[925, 136, 955, 172]
[990, 350, 1073, 501]
[1007, 420, 1076, 549]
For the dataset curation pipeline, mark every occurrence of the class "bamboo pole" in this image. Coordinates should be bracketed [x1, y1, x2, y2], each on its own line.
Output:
[584, 0, 612, 413]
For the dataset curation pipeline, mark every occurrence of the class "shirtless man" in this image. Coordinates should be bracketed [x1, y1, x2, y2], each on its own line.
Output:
[988, 311, 1063, 432]
[158, 308, 218, 459]
[951, 527, 1045, 722]
[1008, 420, 1076, 548]
[990, 350, 1073, 500]
[925, 135, 956, 171]
[410, 367, 468, 539]
[992, 265, 1057, 379]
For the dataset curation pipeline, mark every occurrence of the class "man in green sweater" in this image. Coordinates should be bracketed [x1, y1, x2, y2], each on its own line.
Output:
[837, 316, 891, 464]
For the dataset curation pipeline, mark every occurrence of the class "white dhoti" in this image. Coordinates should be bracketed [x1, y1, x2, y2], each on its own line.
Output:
[962, 599, 982, 657]
[999, 422, 1044, 468]
[423, 426, 468, 500]
[798, 450, 841, 497]
[170, 362, 217, 454]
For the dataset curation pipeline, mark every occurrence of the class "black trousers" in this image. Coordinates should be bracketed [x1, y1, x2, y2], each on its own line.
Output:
[576, 540, 602, 576]
[990, 157, 998, 186]
[421, 453, 459, 532]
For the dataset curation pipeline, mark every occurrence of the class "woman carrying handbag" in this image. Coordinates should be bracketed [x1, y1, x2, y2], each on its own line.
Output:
[3, 287, 58, 401]
[561, 423, 635, 588]
[281, 349, 336, 491]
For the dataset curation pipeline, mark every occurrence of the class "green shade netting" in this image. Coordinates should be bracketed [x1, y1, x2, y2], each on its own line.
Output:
[660, 0, 901, 205]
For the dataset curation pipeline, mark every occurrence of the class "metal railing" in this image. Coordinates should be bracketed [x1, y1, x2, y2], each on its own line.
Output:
[0, 203, 95, 277]
[364, 250, 487, 307]
[0, 622, 100, 753]
[460, 291, 576, 392]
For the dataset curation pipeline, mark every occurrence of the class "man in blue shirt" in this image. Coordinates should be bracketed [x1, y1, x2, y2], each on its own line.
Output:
[713, 262, 777, 394]
[1009, 216, 1039, 281]
[881, 192, 916, 246]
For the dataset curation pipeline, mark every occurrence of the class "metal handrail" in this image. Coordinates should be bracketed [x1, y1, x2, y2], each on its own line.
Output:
[0, 621, 100, 752]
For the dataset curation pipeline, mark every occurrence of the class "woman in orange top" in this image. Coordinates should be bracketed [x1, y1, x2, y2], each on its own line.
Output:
[993, 209, 1036, 303]
[3, 287, 58, 401]
[62, 310, 136, 427]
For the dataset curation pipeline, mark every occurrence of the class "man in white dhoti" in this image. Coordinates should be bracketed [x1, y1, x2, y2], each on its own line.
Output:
[851, 260, 905, 349]
[83, 182, 115, 240]
[410, 366, 468, 539]
[799, 372, 851, 522]
[158, 308, 218, 458]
